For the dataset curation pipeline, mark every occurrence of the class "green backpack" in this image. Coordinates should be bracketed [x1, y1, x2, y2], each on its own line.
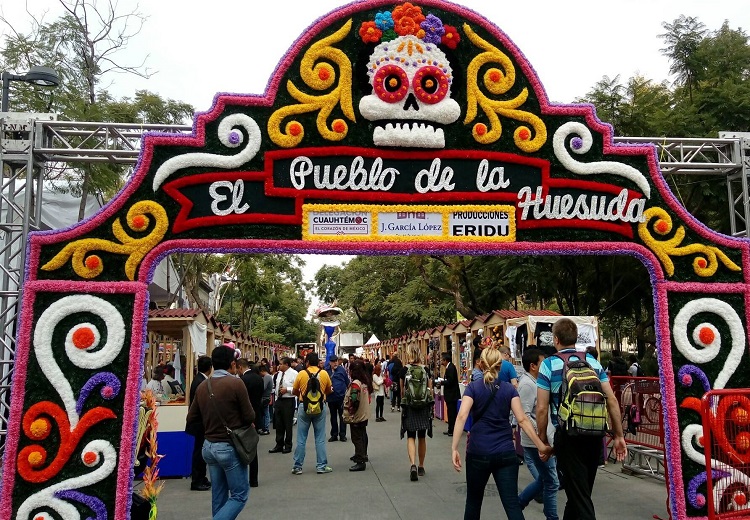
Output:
[402, 365, 432, 408]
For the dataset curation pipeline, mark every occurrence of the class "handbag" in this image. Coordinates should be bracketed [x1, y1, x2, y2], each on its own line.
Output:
[205, 377, 259, 465]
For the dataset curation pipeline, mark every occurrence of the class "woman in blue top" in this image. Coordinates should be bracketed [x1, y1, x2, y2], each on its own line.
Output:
[451, 348, 552, 520]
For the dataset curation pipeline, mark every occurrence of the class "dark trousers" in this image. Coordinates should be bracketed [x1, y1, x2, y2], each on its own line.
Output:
[274, 398, 295, 450]
[350, 421, 368, 463]
[555, 429, 602, 520]
[328, 401, 346, 438]
[391, 385, 401, 408]
[446, 399, 458, 434]
[464, 450, 523, 520]
[190, 430, 207, 485]
[375, 395, 385, 418]
[249, 454, 258, 487]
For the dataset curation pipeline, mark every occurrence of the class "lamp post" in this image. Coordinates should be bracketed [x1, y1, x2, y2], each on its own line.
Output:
[1, 66, 60, 112]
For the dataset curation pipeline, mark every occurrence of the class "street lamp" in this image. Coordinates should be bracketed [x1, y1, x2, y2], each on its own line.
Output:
[1, 66, 60, 112]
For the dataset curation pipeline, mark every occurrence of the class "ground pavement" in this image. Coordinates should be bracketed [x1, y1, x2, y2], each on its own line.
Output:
[150, 402, 669, 519]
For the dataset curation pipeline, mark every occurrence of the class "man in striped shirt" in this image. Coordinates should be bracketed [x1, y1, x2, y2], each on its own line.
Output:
[535, 318, 627, 520]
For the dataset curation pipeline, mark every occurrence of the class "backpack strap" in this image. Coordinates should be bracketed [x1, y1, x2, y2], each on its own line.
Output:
[471, 380, 498, 428]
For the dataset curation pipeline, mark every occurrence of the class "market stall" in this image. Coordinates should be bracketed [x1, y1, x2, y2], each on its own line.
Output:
[505, 314, 599, 359]
[145, 308, 212, 478]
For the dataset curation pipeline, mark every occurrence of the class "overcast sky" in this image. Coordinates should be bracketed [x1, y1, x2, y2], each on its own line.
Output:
[2, 0, 748, 313]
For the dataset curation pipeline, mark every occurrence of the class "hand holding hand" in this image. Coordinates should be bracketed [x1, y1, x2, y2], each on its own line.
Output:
[539, 444, 553, 461]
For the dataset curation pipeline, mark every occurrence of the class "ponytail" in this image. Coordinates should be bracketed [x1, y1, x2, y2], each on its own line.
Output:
[480, 348, 503, 385]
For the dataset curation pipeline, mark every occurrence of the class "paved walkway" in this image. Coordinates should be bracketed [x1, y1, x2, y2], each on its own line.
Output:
[149, 404, 669, 519]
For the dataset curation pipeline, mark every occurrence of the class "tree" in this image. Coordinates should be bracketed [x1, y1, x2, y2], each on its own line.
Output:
[215, 254, 314, 347]
[660, 15, 708, 102]
[0, 1, 193, 215]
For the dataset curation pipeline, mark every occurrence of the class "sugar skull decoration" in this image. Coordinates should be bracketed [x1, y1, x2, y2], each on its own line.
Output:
[358, 3, 461, 148]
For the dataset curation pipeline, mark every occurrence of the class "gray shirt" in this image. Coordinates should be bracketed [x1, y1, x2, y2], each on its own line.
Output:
[262, 373, 273, 399]
[517, 372, 555, 448]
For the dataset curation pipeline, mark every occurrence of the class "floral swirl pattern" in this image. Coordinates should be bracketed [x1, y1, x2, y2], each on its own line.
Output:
[40, 201, 169, 281]
[268, 20, 355, 147]
[33, 295, 125, 428]
[638, 207, 741, 278]
[463, 24, 546, 151]
[16, 440, 117, 520]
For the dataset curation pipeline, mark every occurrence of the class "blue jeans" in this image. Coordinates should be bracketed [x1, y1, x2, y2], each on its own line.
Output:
[262, 402, 270, 430]
[202, 440, 249, 520]
[519, 447, 559, 520]
[464, 450, 523, 520]
[293, 405, 328, 471]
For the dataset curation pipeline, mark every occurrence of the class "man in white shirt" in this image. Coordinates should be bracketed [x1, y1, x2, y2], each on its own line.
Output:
[269, 357, 298, 454]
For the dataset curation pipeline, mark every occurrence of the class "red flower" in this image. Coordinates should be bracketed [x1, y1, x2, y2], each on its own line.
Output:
[441, 24, 460, 49]
[359, 21, 383, 43]
[392, 2, 425, 36]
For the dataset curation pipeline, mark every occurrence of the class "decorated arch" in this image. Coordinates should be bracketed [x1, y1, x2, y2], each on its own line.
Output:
[1, 1, 748, 519]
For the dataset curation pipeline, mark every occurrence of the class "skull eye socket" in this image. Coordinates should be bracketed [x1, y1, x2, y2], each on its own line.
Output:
[373, 65, 409, 103]
[412, 66, 450, 104]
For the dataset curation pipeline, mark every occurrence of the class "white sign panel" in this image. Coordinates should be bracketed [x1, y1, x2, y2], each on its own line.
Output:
[378, 211, 443, 236]
[449, 210, 511, 238]
[307, 211, 371, 235]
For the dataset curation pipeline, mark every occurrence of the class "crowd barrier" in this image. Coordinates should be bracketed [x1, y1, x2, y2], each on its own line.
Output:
[609, 376, 665, 480]
[701, 389, 750, 520]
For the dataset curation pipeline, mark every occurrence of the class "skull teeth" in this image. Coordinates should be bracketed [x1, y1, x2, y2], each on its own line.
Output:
[374, 122, 445, 148]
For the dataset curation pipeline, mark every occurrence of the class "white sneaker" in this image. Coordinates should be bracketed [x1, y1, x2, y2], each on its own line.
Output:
[391, 407, 395, 413]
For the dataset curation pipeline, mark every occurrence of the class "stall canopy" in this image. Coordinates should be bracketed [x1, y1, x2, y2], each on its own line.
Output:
[365, 334, 379, 345]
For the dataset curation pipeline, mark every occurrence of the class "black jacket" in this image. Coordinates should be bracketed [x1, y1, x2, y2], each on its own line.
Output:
[186, 372, 208, 436]
[442, 362, 460, 402]
[241, 369, 264, 417]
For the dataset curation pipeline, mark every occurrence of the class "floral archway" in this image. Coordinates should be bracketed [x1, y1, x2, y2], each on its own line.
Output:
[1, 1, 748, 519]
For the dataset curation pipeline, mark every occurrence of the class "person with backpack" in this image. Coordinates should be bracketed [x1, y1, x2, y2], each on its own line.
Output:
[628, 354, 644, 377]
[325, 355, 350, 442]
[343, 360, 372, 471]
[606, 351, 629, 378]
[291, 352, 333, 475]
[536, 319, 627, 520]
[400, 347, 434, 481]
[451, 347, 552, 520]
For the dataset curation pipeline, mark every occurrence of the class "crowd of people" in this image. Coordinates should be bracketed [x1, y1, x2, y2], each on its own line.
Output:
[180, 318, 629, 520]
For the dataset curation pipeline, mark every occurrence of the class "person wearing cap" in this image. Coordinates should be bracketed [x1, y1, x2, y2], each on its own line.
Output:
[186, 344, 255, 519]
[325, 355, 350, 442]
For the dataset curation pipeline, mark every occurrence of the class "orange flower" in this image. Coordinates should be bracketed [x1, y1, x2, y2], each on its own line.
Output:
[359, 21, 383, 43]
[392, 2, 425, 36]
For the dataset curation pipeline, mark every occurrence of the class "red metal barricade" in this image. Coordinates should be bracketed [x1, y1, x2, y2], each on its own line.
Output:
[609, 376, 665, 450]
[608, 376, 665, 479]
[702, 389, 750, 519]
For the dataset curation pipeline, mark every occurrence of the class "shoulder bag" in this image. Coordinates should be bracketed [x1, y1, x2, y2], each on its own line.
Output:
[470, 379, 499, 430]
[206, 377, 259, 465]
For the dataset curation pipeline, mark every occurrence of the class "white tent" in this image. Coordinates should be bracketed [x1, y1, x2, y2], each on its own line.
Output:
[365, 334, 379, 345]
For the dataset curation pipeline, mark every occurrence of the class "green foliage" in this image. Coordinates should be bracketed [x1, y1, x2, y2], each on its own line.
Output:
[215, 254, 314, 347]
[1, 2, 193, 213]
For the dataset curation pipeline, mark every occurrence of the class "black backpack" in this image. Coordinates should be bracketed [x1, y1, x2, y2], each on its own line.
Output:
[609, 357, 629, 377]
[303, 370, 323, 415]
[633, 362, 644, 377]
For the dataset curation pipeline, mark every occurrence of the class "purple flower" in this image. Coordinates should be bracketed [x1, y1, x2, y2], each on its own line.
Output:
[571, 137, 583, 150]
[228, 129, 242, 145]
[420, 14, 444, 45]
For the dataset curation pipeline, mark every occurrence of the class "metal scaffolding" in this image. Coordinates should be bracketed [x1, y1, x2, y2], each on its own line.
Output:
[0, 115, 748, 455]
